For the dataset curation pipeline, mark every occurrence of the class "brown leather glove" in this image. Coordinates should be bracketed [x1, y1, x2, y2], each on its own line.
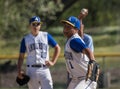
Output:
[86, 60, 100, 82]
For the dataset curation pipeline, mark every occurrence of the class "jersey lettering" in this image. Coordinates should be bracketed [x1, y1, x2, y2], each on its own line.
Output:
[28, 43, 47, 52]
[64, 51, 73, 60]
[29, 43, 36, 52]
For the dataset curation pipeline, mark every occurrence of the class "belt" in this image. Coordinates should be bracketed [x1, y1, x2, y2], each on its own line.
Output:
[27, 64, 46, 68]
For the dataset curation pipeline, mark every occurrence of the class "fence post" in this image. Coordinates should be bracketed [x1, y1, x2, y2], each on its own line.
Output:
[102, 56, 111, 88]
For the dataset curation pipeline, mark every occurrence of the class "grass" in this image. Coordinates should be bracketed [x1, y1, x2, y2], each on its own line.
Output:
[94, 44, 120, 53]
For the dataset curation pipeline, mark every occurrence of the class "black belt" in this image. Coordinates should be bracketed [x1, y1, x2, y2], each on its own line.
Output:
[27, 64, 46, 67]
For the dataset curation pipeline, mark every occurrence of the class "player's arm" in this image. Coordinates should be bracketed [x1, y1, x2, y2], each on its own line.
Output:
[45, 34, 61, 66]
[51, 44, 61, 65]
[82, 48, 95, 61]
[17, 38, 26, 78]
[78, 23, 84, 38]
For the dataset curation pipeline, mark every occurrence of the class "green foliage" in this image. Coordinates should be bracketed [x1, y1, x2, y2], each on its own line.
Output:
[0, 0, 120, 41]
[59, 0, 120, 27]
[0, 0, 64, 40]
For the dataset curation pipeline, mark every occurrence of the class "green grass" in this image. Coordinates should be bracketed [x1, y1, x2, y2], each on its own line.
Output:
[0, 39, 20, 55]
[94, 44, 120, 53]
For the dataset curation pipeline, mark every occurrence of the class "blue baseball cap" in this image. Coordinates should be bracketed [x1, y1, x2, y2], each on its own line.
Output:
[61, 16, 81, 30]
[29, 16, 41, 24]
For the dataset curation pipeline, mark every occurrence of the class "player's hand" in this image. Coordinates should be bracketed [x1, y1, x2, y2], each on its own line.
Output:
[45, 61, 54, 67]
[17, 71, 24, 79]
[16, 72, 30, 86]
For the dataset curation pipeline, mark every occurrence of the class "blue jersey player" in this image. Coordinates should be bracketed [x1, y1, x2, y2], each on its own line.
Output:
[78, 8, 94, 52]
[17, 16, 61, 89]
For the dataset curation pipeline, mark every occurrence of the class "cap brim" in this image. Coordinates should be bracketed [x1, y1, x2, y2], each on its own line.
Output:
[31, 21, 43, 24]
[61, 20, 75, 27]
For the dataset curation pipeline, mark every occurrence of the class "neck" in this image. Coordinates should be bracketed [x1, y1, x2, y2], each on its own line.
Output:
[31, 31, 39, 36]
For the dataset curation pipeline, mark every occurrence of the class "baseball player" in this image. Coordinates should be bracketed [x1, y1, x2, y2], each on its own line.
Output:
[67, 8, 94, 86]
[78, 8, 94, 52]
[61, 16, 97, 89]
[17, 16, 61, 89]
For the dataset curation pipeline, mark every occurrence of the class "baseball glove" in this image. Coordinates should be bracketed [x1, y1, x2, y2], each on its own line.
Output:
[16, 74, 30, 86]
[86, 60, 100, 82]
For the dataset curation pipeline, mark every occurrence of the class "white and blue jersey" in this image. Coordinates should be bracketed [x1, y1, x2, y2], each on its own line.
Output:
[64, 33, 89, 78]
[20, 31, 57, 65]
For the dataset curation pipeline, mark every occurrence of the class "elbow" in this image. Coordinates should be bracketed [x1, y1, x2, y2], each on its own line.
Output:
[55, 44, 61, 54]
[57, 44, 61, 53]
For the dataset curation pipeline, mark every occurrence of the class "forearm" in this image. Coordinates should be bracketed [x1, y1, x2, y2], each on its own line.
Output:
[78, 24, 84, 38]
[17, 53, 25, 74]
[51, 44, 61, 65]
[83, 48, 95, 61]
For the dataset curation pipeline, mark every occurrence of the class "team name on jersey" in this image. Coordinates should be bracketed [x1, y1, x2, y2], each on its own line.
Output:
[28, 42, 47, 52]
[64, 51, 73, 60]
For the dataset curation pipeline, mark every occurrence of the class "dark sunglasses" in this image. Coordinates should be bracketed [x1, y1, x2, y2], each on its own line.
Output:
[32, 23, 40, 27]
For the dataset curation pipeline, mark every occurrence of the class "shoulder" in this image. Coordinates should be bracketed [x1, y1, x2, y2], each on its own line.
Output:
[70, 38, 85, 45]
[39, 31, 48, 35]
[70, 38, 87, 52]
[71, 38, 80, 43]
[23, 34, 31, 39]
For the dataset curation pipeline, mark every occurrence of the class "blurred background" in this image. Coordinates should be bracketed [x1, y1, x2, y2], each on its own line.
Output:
[0, 0, 120, 89]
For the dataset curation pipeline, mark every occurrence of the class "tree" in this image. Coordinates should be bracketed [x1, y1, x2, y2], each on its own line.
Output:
[0, 0, 64, 40]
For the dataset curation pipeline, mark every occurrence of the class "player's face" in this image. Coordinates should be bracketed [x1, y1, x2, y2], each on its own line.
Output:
[63, 23, 75, 38]
[30, 22, 41, 36]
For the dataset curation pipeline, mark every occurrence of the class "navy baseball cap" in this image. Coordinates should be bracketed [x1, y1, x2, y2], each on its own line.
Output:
[61, 16, 81, 30]
[29, 16, 41, 24]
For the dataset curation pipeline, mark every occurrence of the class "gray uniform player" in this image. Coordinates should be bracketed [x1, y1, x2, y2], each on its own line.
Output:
[61, 16, 97, 89]
[17, 16, 61, 89]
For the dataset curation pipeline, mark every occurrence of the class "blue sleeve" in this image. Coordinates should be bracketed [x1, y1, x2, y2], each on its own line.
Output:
[83, 34, 94, 52]
[70, 38, 87, 53]
[20, 38, 26, 53]
[87, 37, 94, 52]
[47, 33, 57, 47]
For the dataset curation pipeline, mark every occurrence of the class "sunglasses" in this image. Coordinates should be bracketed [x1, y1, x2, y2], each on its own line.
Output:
[31, 23, 40, 27]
